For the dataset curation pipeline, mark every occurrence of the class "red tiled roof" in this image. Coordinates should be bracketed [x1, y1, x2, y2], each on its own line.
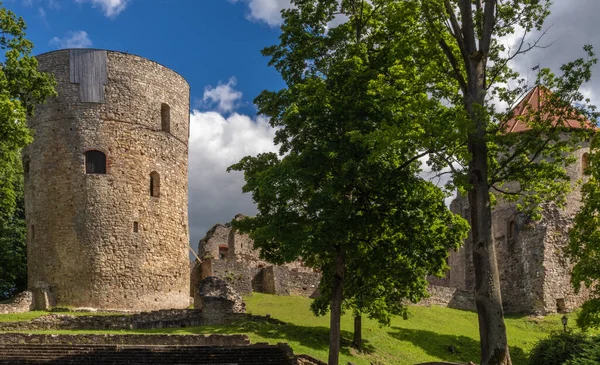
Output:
[504, 86, 596, 133]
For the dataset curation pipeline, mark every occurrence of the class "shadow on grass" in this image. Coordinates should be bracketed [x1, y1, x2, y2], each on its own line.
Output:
[388, 327, 528, 365]
[143, 319, 375, 357]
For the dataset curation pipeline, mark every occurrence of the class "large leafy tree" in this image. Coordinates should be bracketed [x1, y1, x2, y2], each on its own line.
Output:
[0, 4, 56, 297]
[567, 136, 600, 331]
[418, 1, 597, 364]
[0, 5, 55, 220]
[229, 1, 468, 364]
[0, 173, 26, 300]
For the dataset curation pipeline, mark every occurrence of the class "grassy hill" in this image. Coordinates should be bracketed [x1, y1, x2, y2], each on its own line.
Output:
[0, 293, 581, 365]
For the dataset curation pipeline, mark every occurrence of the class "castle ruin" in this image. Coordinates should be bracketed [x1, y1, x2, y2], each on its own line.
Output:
[23, 49, 190, 311]
[191, 215, 321, 299]
[430, 86, 592, 314]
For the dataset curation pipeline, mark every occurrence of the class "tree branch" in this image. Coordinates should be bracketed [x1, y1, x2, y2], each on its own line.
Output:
[480, 0, 497, 54]
[458, 0, 477, 54]
[439, 37, 468, 94]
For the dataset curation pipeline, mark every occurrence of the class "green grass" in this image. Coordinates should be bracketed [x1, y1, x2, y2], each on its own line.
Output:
[0, 294, 586, 365]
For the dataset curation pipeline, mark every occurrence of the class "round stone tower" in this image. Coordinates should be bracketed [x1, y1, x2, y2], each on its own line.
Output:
[23, 49, 190, 311]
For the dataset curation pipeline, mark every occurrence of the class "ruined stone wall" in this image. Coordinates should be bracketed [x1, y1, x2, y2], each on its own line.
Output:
[0, 292, 33, 314]
[228, 214, 261, 259]
[198, 224, 230, 260]
[0, 333, 250, 347]
[193, 215, 321, 299]
[435, 143, 591, 314]
[24, 49, 190, 310]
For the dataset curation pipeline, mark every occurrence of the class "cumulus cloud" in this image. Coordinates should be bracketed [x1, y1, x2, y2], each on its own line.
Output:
[201, 78, 244, 114]
[49, 31, 93, 49]
[504, 0, 600, 106]
[188, 110, 278, 248]
[74, 0, 129, 18]
[230, 0, 292, 26]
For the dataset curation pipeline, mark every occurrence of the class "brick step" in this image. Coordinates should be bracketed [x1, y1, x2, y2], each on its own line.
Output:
[0, 344, 293, 364]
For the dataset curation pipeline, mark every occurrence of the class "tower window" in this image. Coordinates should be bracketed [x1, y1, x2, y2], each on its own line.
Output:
[23, 156, 30, 179]
[150, 171, 160, 197]
[508, 220, 516, 239]
[161, 103, 170, 133]
[85, 150, 106, 174]
[31, 225, 35, 240]
[133, 221, 139, 233]
[583, 152, 590, 173]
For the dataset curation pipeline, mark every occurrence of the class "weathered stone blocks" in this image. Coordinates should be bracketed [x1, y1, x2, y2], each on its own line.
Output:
[24, 49, 190, 310]
[194, 277, 246, 320]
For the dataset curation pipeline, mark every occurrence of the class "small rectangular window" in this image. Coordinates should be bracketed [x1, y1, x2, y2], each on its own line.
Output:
[31, 225, 35, 239]
[508, 220, 516, 239]
[133, 221, 139, 233]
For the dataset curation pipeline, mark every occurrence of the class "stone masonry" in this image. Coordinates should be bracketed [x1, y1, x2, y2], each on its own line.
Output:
[23, 49, 190, 311]
[192, 215, 321, 298]
[431, 87, 592, 314]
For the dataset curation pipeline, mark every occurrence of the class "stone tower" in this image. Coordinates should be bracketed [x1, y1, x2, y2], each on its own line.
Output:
[431, 86, 592, 314]
[23, 49, 190, 311]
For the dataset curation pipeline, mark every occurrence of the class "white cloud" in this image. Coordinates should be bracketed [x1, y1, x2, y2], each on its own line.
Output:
[74, 0, 129, 18]
[230, 0, 291, 26]
[188, 110, 278, 248]
[201, 77, 244, 114]
[49, 31, 93, 49]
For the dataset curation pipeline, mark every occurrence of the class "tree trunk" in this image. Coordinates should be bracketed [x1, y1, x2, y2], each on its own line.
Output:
[328, 246, 346, 365]
[352, 313, 362, 351]
[466, 61, 512, 365]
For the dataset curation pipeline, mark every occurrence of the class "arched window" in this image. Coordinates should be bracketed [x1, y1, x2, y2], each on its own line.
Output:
[161, 103, 170, 133]
[85, 150, 106, 174]
[150, 171, 160, 197]
[583, 152, 590, 173]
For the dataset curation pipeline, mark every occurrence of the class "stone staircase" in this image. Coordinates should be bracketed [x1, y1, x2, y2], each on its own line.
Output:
[0, 343, 296, 364]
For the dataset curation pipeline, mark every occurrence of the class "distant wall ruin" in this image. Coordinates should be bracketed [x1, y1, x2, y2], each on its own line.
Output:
[192, 215, 321, 299]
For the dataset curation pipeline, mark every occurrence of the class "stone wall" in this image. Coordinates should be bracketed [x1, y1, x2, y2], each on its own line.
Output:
[0, 292, 33, 314]
[0, 333, 250, 346]
[0, 309, 282, 331]
[24, 49, 190, 311]
[193, 215, 321, 299]
[417, 285, 475, 312]
[192, 259, 321, 299]
[435, 143, 591, 314]
[211, 259, 260, 295]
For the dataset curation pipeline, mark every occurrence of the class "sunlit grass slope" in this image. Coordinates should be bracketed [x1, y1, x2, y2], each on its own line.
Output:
[0, 293, 581, 365]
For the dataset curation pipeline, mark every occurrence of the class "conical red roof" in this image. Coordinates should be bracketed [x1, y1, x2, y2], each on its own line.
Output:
[504, 86, 595, 133]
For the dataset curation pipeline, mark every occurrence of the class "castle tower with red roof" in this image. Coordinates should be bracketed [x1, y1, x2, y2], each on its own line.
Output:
[429, 86, 593, 314]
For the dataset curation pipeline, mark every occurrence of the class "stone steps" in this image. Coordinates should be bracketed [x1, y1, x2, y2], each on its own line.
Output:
[0, 344, 295, 364]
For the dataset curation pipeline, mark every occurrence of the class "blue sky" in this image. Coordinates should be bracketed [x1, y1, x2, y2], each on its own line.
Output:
[7, 0, 286, 116]
[5, 0, 600, 253]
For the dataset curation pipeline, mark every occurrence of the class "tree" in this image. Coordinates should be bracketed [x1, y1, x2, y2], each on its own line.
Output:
[0, 172, 26, 300]
[419, 1, 597, 364]
[0, 4, 55, 299]
[566, 135, 600, 331]
[0, 4, 55, 223]
[229, 1, 469, 364]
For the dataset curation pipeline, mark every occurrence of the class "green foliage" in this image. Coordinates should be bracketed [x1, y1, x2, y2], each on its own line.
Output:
[0, 3, 56, 222]
[0, 171, 26, 300]
[565, 337, 600, 365]
[567, 135, 600, 330]
[229, 0, 468, 332]
[528, 331, 588, 365]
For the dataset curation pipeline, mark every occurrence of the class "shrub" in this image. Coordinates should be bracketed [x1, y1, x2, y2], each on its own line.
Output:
[528, 331, 588, 365]
[564, 336, 600, 365]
